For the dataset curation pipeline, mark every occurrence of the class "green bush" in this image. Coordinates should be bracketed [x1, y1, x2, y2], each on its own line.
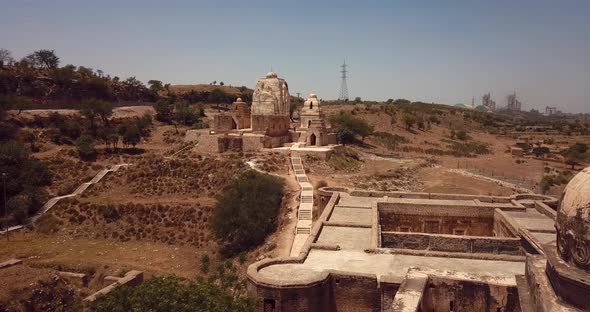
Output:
[317, 180, 328, 188]
[0, 141, 51, 226]
[212, 170, 284, 257]
[90, 276, 254, 312]
[372, 132, 409, 150]
[329, 112, 374, 144]
[75, 135, 95, 159]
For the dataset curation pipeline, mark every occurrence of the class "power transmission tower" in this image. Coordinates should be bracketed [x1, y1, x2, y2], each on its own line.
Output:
[338, 60, 349, 101]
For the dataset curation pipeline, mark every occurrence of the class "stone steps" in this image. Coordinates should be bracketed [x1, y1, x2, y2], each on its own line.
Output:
[296, 227, 311, 234]
[6, 163, 131, 233]
[298, 209, 312, 220]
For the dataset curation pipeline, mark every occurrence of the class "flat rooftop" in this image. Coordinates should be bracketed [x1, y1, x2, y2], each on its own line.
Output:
[259, 249, 523, 286]
[251, 191, 557, 288]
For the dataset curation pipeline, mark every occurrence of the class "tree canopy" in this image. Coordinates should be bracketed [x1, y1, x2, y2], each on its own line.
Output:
[0, 141, 51, 225]
[212, 170, 284, 257]
[562, 143, 588, 169]
[90, 274, 255, 312]
[329, 112, 374, 144]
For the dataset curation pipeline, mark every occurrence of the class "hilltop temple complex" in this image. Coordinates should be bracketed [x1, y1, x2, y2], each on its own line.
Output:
[195, 71, 336, 153]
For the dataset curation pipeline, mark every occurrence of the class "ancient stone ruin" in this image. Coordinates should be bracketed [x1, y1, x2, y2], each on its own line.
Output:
[246, 166, 590, 311]
[196, 72, 336, 153]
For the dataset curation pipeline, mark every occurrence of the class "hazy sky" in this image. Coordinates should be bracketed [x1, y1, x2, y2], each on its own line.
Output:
[2, 0, 589, 112]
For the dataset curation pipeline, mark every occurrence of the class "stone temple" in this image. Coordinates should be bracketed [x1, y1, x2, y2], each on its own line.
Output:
[194, 71, 336, 153]
[246, 165, 590, 311]
[251, 71, 291, 136]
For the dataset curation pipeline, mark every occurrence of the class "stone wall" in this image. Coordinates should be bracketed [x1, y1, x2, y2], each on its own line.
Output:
[251, 115, 291, 136]
[213, 114, 235, 132]
[195, 134, 221, 153]
[379, 208, 494, 236]
[422, 276, 521, 312]
[218, 136, 243, 152]
[381, 232, 522, 255]
[247, 273, 387, 312]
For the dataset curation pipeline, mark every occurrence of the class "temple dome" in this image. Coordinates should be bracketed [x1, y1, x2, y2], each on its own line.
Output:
[556, 165, 590, 270]
[265, 71, 278, 78]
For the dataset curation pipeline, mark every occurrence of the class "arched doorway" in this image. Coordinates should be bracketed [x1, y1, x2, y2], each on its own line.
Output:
[310, 133, 317, 146]
[231, 118, 237, 129]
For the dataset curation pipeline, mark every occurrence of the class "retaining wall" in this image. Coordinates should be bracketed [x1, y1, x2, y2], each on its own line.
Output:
[381, 232, 522, 255]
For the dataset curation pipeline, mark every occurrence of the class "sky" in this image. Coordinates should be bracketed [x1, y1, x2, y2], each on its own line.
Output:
[1, 0, 589, 113]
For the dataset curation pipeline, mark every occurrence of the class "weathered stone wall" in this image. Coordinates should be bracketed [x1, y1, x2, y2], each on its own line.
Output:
[493, 209, 519, 237]
[422, 276, 521, 312]
[247, 280, 332, 312]
[251, 115, 291, 136]
[381, 232, 522, 255]
[247, 273, 385, 312]
[218, 136, 243, 152]
[213, 114, 235, 132]
[195, 134, 221, 153]
[261, 134, 292, 148]
[242, 135, 265, 152]
[379, 210, 494, 236]
[329, 273, 381, 312]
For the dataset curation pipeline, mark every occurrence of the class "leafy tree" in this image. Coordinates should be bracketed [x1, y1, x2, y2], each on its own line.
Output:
[212, 170, 284, 257]
[29, 49, 60, 69]
[394, 99, 412, 106]
[0, 141, 51, 226]
[562, 143, 588, 169]
[122, 125, 141, 149]
[75, 135, 95, 159]
[532, 146, 550, 158]
[354, 97, 362, 103]
[174, 101, 200, 126]
[77, 66, 94, 78]
[329, 112, 374, 143]
[336, 128, 355, 146]
[208, 88, 233, 105]
[97, 127, 119, 151]
[80, 99, 113, 130]
[0, 49, 14, 66]
[153, 98, 174, 122]
[147, 80, 164, 94]
[401, 112, 417, 130]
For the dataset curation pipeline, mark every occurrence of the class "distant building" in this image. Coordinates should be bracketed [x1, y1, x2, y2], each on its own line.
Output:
[506, 92, 522, 111]
[482, 93, 496, 111]
[545, 106, 558, 116]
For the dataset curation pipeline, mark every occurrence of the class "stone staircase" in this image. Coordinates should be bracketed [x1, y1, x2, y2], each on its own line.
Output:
[289, 152, 314, 257]
[3, 164, 131, 232]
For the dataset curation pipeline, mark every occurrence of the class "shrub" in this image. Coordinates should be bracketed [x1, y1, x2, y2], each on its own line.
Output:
[75, 135, 95, 159]
[456, 130, 468, 141]
[90, 276, 254, 312]
[212, 170, 284, 257]
[329, 112, 374, 143]
[372, 132, 409, 150]
[317, 180, 328, 188]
